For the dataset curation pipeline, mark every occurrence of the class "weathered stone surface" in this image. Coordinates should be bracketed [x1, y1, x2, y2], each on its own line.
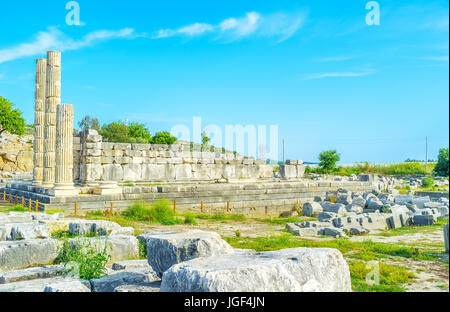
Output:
[0, 239, 58, 272]
[302, 202, 323, 217]
[43, 279, 91, 292]
[145, 230, 234, 277]
[318, 211, 339, 222]
[112, 260, 150, 271]
[0, 265, 64, 284]
[90, 268, 159, 292]
[413, 214, 434, 226]
[285, 223, 318, 237]
[69, 220, 121, 236]
[343, 225, 369, 235]
[351, 196, 366, 208]
[359, 214, 389, 230]
[320, 202, 346, 214]
[69, 235, 139, 263]
[160, 248, 351, 292]
[10, 222, 50, 240]
[114, 281, 161, 292]
[444, 224, 449, 254]
[103, 164, 123, 181]
[0, 277, 87, 292]
[0, 226, 6, 241]
[366, 197, 384, 210]
[318, 227, 348, 238]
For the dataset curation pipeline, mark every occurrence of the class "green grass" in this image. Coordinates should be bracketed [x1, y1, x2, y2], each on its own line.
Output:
[192, 212, 246, 222]
[254, 216, 317, 225]
[376, 218, 449, 237]
[223, 233, 436, 260]
[2, 205, 28, 212]
[306, 161, 436, 177]
[121, 200, 182, 225]
[349, 260, 416, 292]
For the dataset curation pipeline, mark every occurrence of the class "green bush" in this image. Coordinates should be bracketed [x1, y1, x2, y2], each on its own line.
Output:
[422, 176, 435, 188]
[433, 148, 449, 177]
[0, 96, 26, 136]
[138, 240, 147, 259]
[183, 213, 197, 225]
[319, 150, 340, 173]
[122, 200, 179, 225]
[55, 237, 111, 280]
[100, 121, 130, 143]
[151, 131, 177, 145]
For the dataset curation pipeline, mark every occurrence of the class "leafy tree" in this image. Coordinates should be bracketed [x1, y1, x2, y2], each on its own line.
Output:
[201, 130, 210, 152]
[0, 96, 26, 136]
[152, 131, 177, 145]
[422, 176, 435, 188]
[100, 121, 129, 143]
[78, 115, 100, 132]
[433, 148, 449, 177]
[319, 150, 340, 172]
[128, 122, 152, 143]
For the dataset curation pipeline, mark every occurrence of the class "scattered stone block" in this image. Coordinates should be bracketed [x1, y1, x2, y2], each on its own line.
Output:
[10, 222, 50, 240]
[444, 224, 449, 254]
[112, 260, 150, 271]
[114, 281, 161, 292]
[160, 248, 351, 292]
[90, 268, 159, 292]
[43, 279, 91, 292]
[0, 265, 64, 284]
[0, 239, 58, 273]
[145, 230, 234, 277]
[302, 202, 323, 217]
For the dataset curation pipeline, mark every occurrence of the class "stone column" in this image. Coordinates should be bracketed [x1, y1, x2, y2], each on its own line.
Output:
[53, 104, 77, 196]
[32, 58, 47, 186]
[42, 51, 61, 188]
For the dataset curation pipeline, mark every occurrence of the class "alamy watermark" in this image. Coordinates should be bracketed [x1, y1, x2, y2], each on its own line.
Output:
[170, 117, 279, 162]
[66, 1, 82, 26]
[366, 260, 380, 286]
[366, 1, 380, 26]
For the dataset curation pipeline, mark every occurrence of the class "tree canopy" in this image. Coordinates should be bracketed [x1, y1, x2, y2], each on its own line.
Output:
[0, 96, 26, 136]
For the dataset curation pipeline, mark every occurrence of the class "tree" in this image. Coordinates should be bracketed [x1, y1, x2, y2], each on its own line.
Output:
[100, 121, 129, 143]
[152, 131, 177, 145]
[319, 150, 340, 172]
[201, 130, 210, 152]
[78, 115, 100, 131]
[0, 96, 26, 136]
[433, 148, 449, 177]
[128, 122, 152, 143]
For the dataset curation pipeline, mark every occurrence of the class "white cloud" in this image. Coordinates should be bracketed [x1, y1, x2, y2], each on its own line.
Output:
[318, 56, 354, 62]
[304, 72, 373, 80]
[149, 11, 305, 42]
[423, 56, 449, 61]
[0, 27, 136, 64]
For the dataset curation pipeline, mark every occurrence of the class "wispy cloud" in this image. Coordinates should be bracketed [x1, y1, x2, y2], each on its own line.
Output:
[149, 11, 306, 42]
[304, 71, 373, 80]
[423, 56, 449, 62]
[0, 27, 136, 64]
[317, 56, 354, 62]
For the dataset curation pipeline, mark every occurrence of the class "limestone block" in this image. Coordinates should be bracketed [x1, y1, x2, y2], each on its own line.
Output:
[302, 202, 323, 217]
[85, 164, 102, 181]
[85, 149, 101, 157]
[222, 165, 236, 179]
[0, 265, 65, 284]
[113, 143, 131, 150]
[297, 165, 306, 178]
[175, 164, 192, 180]
[320, 202, 346, 214]
[0, 239, 58, 272]
[112, 260, 150, 271]
[101, 142, 115, 150]
[102, 164, 123, 181]
[43, 279, 91, 292]
[145, 230, 234, 277]
[160, 248, 351, 292]
[279, 165, 296, 179]
[10, 223, 50, 240]
[85, 142, 102, 149]
[258, 165, 273, 178]
[123, 164, 142, 181]
[142, 164, 165, 180]
[90, 268, 159, 292]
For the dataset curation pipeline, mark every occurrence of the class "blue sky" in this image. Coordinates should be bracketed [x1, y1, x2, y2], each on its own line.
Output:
[0, 0, 448, 163]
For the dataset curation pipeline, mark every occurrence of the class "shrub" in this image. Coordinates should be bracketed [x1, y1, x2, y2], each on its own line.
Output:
[55, 237, 111, 280]
[152, 131, 177, 145]
[100, 121, 130, 143]
[128, 122, 152, 142]
[183, 213, 197, 225]
[319, 150, 340, 173]
[422, 176, 435, 188]
[122, 200, 178, 225]
[0, 96, 25, 136]
[138, 240, 147, 259]
[433, 148, 449, 177]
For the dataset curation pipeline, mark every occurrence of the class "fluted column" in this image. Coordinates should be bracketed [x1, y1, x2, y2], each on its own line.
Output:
[54, 104, 74, 190]
[42, 51, 61, 188]
[32, 59, 47, 186]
